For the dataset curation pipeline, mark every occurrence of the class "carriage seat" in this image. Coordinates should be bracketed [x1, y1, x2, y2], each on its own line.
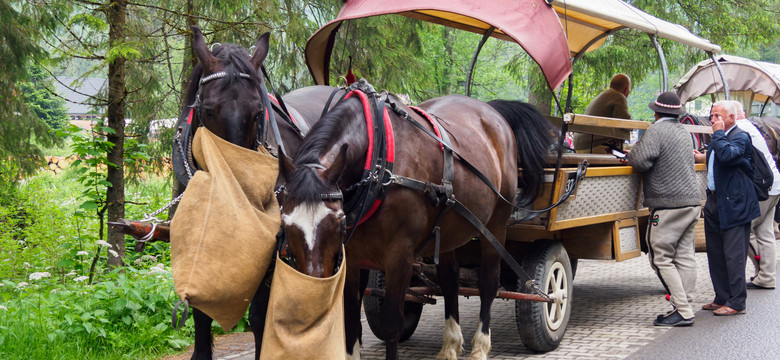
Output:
[544, 153, 624, 167]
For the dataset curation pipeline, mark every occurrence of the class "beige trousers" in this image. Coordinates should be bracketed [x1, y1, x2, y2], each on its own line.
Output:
[646, 206, 701, 319]
[748, 194, 779, 288]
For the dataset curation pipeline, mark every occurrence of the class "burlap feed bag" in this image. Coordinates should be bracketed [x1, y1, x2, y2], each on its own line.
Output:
[260, 251, 346, 360]
[170, 127, 280, 331]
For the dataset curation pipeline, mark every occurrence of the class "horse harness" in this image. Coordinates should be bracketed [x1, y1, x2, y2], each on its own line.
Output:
[173, 68, 308, 186]
[305, 83, 553, 298]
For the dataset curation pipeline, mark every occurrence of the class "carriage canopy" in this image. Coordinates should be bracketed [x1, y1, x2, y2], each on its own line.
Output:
[675, 54, 780, 107]
[549, 0, 721, 58]
[305, 0, 572, 90]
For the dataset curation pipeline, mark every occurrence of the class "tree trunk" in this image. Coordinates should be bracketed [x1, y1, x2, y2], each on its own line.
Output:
[169, 0, 197, 220]
[528, 66, 553, 116]
[106, 0, 128, 268]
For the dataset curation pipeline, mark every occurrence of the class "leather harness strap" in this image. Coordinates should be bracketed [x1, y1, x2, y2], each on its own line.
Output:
[383, 100, 533, 285]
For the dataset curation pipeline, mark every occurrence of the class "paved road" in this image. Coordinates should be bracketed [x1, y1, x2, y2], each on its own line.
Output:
[198, 251, 778, 359]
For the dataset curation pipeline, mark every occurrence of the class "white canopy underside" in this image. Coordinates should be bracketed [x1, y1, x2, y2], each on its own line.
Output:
[550, 0, 721, 56]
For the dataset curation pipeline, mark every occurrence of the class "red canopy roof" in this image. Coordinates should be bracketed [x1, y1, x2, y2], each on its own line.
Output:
[305, 0, 572, 90]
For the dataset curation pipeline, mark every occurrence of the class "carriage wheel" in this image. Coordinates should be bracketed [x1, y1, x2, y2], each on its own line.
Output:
[363, 270, 424, 342]
[515, 241, 573, 352]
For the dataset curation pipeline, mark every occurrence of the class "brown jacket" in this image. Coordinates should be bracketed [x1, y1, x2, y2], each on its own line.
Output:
[574, 88, 631, 152]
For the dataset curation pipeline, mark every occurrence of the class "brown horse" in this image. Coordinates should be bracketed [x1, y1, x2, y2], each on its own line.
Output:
[278, 87, 553, 360]
[174, 27, 346, 360]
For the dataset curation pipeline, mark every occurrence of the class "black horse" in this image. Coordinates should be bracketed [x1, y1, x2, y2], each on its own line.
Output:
[173, 27, 345, 360]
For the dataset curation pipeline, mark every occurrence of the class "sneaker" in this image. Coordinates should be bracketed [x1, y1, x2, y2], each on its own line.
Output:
[653, 310, 694, 327]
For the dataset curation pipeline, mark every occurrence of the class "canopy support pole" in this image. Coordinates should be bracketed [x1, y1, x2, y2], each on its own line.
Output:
[709, 52, 729, 100]
[760, 98, 770, 117]
[648, 34, 669, 91]
[466, 26, 495, 97]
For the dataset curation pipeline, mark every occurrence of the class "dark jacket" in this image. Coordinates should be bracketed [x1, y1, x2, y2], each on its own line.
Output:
[706, 127, 761, 229]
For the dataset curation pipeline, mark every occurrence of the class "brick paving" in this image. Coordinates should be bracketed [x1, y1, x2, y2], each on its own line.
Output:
[216, 251, 752, 359]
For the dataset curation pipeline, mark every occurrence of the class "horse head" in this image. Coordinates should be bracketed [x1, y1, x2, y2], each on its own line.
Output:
[278, 145, 350, 278]
[190, 26, 269, 149]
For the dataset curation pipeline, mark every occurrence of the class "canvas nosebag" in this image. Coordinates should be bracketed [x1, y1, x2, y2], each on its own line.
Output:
[260, 250, 346, 360]
[170, 127, 280, 331]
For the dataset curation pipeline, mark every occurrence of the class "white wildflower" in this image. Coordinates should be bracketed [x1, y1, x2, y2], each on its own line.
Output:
[134, 258, 142, 265]
[29, 272, 51, 281]
[148, 263, 167, 274]
[108, 249, 119, 258]
[65, 271, 76, 277]
[50, 289, 58, 294]
[23, 262, 32, 268]
[17, 282, 28, 288]
[97, 240, 111, 248]
[74, 276, 88, 282]
[0, 305, 7, 311]
[76, 251, 89, 256]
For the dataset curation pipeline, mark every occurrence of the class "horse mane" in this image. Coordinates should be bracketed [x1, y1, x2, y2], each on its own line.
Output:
[286, 98, 362, 205]
[180, 44, 262, 110]
[211, 44, 263, 89]
[487, 100, 555, 206]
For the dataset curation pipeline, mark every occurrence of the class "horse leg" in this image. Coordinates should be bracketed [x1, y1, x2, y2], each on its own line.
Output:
[468, 224, 507, 360]
[435, 251, 464, 360]
[248, 272, 273, 360]
[191, 308, 214, 360]
[375, 255, 414, 360]
[345, 263, 368, 359]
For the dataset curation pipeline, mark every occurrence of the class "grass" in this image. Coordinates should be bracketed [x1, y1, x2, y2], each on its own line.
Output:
[0, 163, 246, 360]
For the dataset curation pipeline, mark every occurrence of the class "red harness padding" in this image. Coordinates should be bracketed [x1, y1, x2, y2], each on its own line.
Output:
[344, 90, 395, 226]
[187, 108, 194, 124]
[410, 106, 444, 151]
[265, 94, 301, 128]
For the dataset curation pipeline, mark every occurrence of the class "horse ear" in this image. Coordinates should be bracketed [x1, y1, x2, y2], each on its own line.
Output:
[323, 144, 349, 185]
[191, 26, 219, 72]
[250, 32, 270, 70]
[278, 148, 294, 183]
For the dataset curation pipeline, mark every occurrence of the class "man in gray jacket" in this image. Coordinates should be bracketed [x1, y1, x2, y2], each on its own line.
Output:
[627, 92, 702, 326]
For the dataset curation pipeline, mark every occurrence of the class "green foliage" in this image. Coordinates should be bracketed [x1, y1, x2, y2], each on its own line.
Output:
[0, 2, 61, 187]
[0, 267, 194, 360]
[20, 65, 70, 130]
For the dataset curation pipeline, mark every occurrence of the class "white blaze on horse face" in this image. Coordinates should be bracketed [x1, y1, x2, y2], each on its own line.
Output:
[282, 202, 331, 251]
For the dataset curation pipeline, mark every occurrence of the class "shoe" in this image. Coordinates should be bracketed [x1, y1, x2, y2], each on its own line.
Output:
[653, 310, 694, 326]
[747, 282, 775, 290]
[713, 306, 746, 316]
[655, 310, 675, 322]
[701, 302, 722, 310]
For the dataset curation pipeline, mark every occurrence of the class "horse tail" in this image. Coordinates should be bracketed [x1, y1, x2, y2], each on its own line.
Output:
[487, 100, 555, 206]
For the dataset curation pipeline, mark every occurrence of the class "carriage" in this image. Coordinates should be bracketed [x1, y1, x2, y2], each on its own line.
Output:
[299, 0, 723, 353]
[111, 1, 729, 358]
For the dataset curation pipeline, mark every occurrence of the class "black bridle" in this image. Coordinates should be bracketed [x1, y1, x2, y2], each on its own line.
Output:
[173, 67, 302, 186]
[278, 163, 347, 273]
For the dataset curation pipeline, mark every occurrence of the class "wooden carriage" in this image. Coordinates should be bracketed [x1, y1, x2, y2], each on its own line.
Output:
[301, 1, 721, 353]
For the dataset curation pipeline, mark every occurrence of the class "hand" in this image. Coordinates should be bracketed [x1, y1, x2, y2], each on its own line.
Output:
[619, 158, 628, 165]
[711, 115, 725, 132]
[693, 149, 706, 163]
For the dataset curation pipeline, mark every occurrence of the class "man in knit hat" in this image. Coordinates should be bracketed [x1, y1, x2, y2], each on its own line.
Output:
[626, 91, 701, 326]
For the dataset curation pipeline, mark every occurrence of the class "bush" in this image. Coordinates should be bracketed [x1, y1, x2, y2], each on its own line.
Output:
[0, 267, 193, 360]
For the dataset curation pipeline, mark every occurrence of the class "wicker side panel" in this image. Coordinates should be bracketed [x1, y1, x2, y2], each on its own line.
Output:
[696, 170, 708, 201]
[618, 226, 639, 253]
[555, 174, 641, 221]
